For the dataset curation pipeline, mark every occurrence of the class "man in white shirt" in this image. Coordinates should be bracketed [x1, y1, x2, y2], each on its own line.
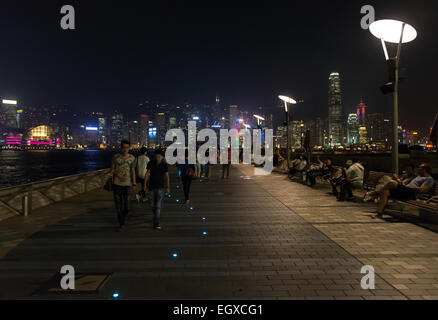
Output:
[136, 147, 150, 202]
[338, 159, 364, 202]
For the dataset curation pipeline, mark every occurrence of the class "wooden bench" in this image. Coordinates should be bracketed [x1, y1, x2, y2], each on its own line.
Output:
[406, 181, 438, 211]
[363, 171, 391, 192]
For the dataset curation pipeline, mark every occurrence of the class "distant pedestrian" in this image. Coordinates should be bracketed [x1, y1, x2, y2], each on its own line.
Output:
[144, 149, 170, 230]
[222, 148, 231, 179]
[111, 140, 137, 232]
[201, 149, 211, 180]
[178, 157, 195, 204]
[136, 147, 150, 203]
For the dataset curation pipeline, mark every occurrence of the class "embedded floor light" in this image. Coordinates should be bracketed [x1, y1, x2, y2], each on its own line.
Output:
[172, 252, 179, 258]
[112, 292, 120, 299]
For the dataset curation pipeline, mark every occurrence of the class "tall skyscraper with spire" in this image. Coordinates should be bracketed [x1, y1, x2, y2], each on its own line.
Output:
[328, 72, 344, 146]
[356, 99, 367, 126]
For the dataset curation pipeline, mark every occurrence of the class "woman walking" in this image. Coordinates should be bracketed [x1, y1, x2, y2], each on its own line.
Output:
[178, 159, 195, 204]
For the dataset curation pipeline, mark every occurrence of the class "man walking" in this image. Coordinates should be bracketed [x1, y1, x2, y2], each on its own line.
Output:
[144, 149, 170, 230]
[111, 140, 137, 232]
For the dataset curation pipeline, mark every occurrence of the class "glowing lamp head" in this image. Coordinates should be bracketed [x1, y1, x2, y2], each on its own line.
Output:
[370, 19, 417, 44]
[278, 95, 297, 104]
[253, 115, 265, 121]
[202, 231, 208, 236]
[112, 292, 120, 299]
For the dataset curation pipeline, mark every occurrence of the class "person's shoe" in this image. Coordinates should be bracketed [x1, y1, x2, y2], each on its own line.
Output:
[154, 226, 162, 231]
[185, 200, 190, 205]
[135, 194, 141, 203]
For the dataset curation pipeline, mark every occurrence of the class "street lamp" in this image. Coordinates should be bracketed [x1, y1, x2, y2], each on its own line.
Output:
[369, 19, 417, 175]
[253, 115, 265, 126]
[278, 95, 297, 170]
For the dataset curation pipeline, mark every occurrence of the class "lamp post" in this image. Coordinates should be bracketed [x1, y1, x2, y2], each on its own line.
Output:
[369, 19, 417, 174]
[253, 115, 265, 127]
[278, 95, 297, 170]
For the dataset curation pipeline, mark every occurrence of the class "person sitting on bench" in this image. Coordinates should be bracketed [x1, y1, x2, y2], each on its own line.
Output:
[337, 159, 364, 202]
[288, 154, 308, 180]
[306, 157, 333, 186]
[376, 163, 435, 217]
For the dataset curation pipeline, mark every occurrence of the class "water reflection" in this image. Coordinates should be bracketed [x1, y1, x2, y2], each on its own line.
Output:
[0, 150, 117, 188]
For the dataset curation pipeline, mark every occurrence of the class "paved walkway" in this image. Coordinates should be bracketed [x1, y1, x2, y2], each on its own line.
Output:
[0, 165, 437, 300]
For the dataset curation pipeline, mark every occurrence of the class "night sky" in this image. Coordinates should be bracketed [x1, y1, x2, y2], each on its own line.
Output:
[0, 0, 437, 130]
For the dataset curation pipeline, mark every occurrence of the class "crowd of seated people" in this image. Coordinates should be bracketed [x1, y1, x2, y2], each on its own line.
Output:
[306, 156, 334, 186]
[273, 152, 435, 212]
[327, 159, 365, 202]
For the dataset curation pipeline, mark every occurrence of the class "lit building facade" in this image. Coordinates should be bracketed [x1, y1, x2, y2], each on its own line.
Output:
[347, 113, 360, 145]
[328, 73, 344, 147]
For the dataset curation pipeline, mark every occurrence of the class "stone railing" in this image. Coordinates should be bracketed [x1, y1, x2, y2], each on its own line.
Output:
[0, 169, 111, 221]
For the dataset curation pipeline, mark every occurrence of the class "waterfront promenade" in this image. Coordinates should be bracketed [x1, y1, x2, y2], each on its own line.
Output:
[1, 165, 438, 300]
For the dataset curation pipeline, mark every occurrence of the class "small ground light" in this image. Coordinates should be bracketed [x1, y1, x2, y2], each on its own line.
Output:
[176, 185, 180, 189]
[172, 252, 179, 258]
[189, 206, 194, 211]
[176, 199, 180, 203]
[112, 292, 120, 299]
[202, 217, 206, 221]
[202, 231, 208, 236]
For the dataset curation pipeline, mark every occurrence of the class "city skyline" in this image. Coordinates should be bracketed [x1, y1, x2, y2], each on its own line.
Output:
[0, 1, 437, 131]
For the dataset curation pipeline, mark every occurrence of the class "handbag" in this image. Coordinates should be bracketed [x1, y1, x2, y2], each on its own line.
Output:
[186, 167, 195, 179]
[104, 176, 113, 191]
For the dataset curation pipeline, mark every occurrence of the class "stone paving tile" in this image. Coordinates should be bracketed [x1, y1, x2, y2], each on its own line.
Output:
[238, 165, 438, 301]
[0, 165, 413, 299]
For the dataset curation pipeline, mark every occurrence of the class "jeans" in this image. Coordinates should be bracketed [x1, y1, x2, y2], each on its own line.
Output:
[149, 188, 165, 227]
[182, 177, 192, 201]
[113, 185, 131, 227]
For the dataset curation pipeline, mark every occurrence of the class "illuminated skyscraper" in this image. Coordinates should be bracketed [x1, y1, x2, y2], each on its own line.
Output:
[356, 100, 367, 126]
[1, 99, 19, 129]
[328, 72, 344, 146]
[347, 114, 360, 145]
[229, 105, 239, 130]
[366, 113, 386, 143]
[110, 111, 123, 147]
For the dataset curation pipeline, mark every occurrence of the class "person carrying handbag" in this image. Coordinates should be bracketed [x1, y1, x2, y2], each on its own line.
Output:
[135, 147, 150, 203]
[178, 158, 195, 205]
